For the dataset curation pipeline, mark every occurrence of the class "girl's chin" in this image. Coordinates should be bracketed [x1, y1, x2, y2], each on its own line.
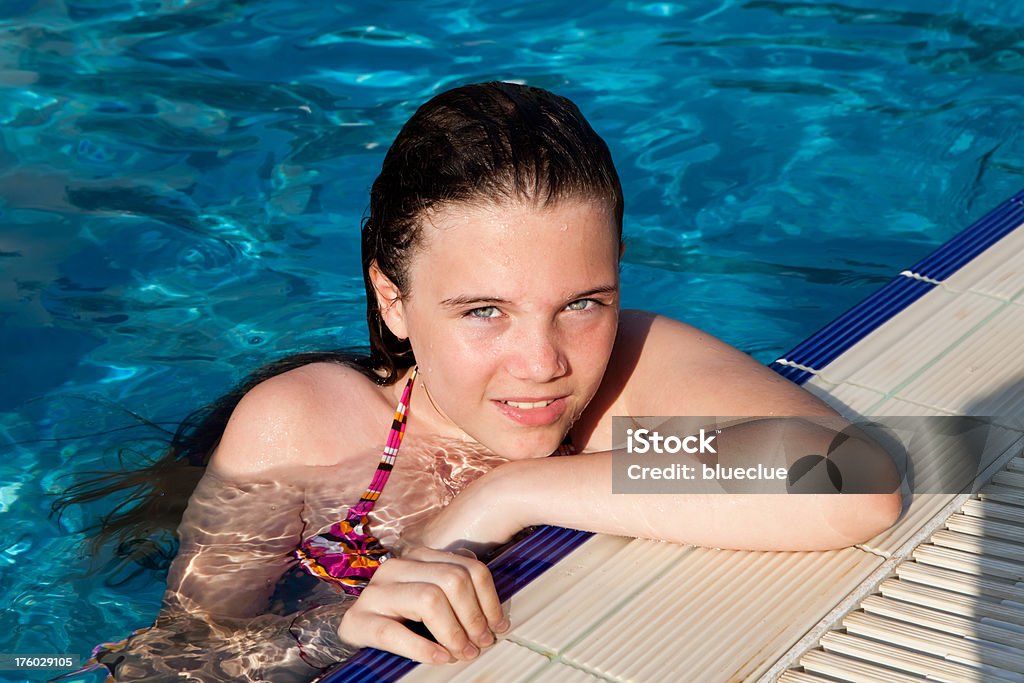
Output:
[487, 432, 567, 461]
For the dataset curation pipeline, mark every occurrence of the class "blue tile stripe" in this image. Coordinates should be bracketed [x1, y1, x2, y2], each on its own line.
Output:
[321, 187, 1024, 682]
[770, 188, 1024, 379]
[768, 362, 814, 386]
[314, 526, 593, 683]
[778, 277, 935, 372]
[907, 199, 1024, 280]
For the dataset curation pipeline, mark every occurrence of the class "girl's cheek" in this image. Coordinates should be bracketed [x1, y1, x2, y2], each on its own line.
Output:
[573, 311, 618, 344]
[441, 327, 504, 365]
[455, 319, 508, 346]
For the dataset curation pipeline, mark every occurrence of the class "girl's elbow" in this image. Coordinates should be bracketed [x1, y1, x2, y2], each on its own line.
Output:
[823, 428, 903, 547]
[861, 489, 903, 540]
[820, 490, 902, 550]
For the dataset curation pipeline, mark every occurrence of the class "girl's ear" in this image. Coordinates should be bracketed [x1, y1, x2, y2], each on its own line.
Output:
[369, 261, 409, 340]
[619, 240, 626, 259]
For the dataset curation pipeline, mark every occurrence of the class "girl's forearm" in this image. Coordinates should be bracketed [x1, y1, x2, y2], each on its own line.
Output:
[290, 601, 360, 667]
[100, 602, 356, 682]
[491, 418, 902, 551]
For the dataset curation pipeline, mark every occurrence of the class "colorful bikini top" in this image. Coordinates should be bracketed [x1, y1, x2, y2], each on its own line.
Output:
[295, 367, 418, 596]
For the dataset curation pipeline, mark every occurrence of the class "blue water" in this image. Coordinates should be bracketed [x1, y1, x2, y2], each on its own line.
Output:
[2, 0, 1023, 679]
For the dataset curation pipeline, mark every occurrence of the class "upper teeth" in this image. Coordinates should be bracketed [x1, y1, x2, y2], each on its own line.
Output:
[503, 399, 555, 409]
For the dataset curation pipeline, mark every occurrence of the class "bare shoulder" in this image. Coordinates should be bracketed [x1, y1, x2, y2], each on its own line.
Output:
[616, 309, 837, 417]
[208, 361, 392, 480]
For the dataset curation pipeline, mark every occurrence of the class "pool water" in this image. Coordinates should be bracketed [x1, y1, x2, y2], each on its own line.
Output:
[2, 0, 1023, 680]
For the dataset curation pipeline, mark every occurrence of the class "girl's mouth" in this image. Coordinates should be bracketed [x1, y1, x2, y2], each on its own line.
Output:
[493, 397, 567, 426]
[499, 399, 556, 409]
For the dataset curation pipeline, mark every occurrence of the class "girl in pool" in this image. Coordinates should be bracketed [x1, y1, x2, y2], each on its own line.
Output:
[58, 81, 899, 681]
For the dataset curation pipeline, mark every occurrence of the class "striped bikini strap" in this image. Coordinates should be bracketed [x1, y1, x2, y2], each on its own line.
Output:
[346, 366, 417, 520]
[553, 435, 576, 456]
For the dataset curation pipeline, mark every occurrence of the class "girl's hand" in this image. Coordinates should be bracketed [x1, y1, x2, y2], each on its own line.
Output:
[337, 546, 510, 664]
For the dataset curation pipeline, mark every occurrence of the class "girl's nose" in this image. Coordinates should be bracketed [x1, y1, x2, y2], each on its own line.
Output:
[506, 324, 568, 383]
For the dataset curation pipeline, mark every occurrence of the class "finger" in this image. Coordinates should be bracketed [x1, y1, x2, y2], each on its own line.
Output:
[419, 548, 507, 634]
[343, 611, 453, 665]
[386, 549, 506, 640]
[361, 582, 480, 661]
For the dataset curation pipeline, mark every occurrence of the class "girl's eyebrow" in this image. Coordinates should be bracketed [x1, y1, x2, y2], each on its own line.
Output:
[570, 285, 620, 299]
[439, 285, 619, 309]
[439, 295, 510, 309]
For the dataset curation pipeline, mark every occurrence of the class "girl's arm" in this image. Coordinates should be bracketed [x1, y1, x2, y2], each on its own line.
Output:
[409, 419, 901, 554]
[161, 471, 307, 618]
[84, 466, 356, 681]
[90, 603, 357, 682]
[409, 312, 902, 553]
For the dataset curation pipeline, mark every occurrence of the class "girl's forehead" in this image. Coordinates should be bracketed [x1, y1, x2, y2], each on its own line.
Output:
[417, 197, 617, 244]
[405, 198, 621, 297]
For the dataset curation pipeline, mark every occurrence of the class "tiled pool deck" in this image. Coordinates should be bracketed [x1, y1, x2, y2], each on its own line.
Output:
[320, 189, 1024, 683]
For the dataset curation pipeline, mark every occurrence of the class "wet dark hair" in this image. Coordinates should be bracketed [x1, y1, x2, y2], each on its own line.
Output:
[53, 81, 623, 568]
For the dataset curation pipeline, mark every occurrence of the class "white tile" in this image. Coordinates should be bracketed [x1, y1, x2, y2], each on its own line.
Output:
[941, 224, 1024, 301]
[860, 593, 1024, 648]
[931, 526, 1024, 562]
[512, 539, 691, 649]
[817, 289, 1003, 392]
[869, 400, 1022, 470]
[398, 639, 550, 683]
[503, 534, 633, 628]
[895, 560, 1024, 603]
[779, 671, 838, 683]
[558, 547, 881, 683]
[856, 425, 1023, 557]
[799, 648, 928, 683]
[803, 377, 886, 416]
[818, 629, 1002, 681]
[842, 609, 1024, 672]
[867, 397, 954, 417]
[793, 456, 1024, 683]
[529, 662, 616, 683]
[897, 303, 1024, 418]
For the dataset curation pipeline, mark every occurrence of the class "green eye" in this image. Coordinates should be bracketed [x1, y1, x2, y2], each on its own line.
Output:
[566, 299, 594, 311]
[469, 306, 500, 318]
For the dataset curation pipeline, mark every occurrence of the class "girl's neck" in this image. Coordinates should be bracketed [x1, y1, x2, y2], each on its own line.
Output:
[388, 365, 490, 453]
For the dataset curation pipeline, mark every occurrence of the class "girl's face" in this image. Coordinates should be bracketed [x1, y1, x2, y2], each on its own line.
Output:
[374, 198, 621, 459]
